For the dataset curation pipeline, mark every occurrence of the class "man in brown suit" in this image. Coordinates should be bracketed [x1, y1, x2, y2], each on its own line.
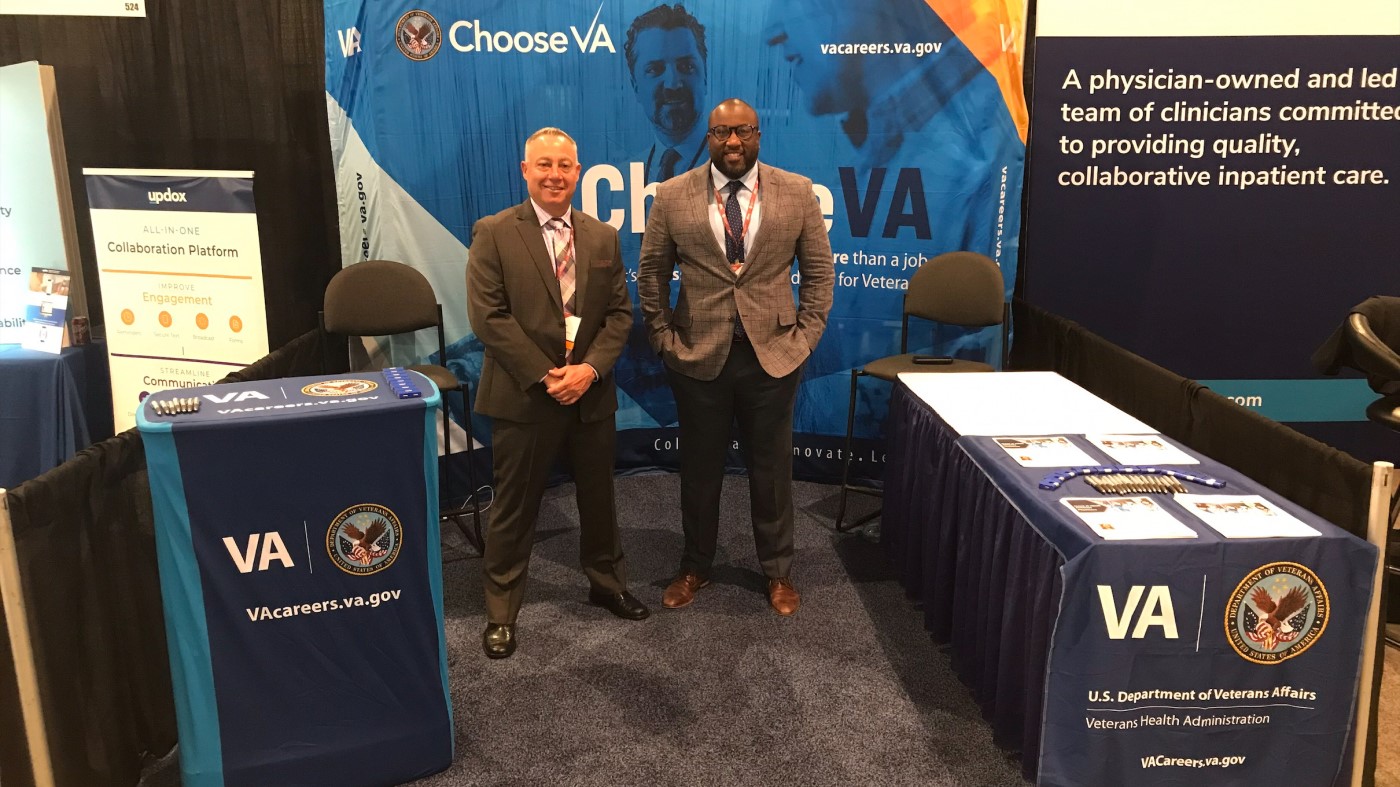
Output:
[637, 99, 835, 615]
[467, 128, 649, 659]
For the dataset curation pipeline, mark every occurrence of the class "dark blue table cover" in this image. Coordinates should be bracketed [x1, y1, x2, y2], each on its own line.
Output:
[882, 381, 1378, 786]
[0, 343, 111, 488]
[137, 372, 453, 787]
[883, 382, 1063, 779]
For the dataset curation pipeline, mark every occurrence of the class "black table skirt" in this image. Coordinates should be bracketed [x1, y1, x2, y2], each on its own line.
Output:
[882, 381, 1063, 781]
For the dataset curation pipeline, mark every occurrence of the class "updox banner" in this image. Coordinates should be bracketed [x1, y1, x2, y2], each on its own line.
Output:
[324, 0, 1027, 479]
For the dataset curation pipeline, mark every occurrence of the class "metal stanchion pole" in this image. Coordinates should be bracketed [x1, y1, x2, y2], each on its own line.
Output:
[1352, 461, 1394, 787]
[0, 490, 56, 787]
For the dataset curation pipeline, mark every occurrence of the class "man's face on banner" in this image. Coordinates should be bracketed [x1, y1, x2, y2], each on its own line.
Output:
[520, 134, 580, 217]
[631, 27, 706, 141]
[707, 102, 761, 179]
[765, 4, 859, 116]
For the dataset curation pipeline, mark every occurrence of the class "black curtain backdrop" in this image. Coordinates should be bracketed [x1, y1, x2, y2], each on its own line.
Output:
[0, 0, 340, 348]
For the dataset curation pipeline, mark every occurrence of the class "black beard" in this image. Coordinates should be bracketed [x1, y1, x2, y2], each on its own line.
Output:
[652, 87, 696, 135]
[713, 151, 751, 179]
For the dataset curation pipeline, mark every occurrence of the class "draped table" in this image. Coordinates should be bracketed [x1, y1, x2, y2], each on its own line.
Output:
[137, 371, 453, 787]
[0, 342, 111, 488]
[881, 372, 1377, 786]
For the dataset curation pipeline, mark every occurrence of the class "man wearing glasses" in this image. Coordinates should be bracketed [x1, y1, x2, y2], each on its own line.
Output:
[638, 99, 834, 616]
[467, 128, 649, 659]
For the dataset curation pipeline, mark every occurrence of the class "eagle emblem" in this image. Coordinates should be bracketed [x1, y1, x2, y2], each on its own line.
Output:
[1225, 562, 1328, 664]
[339, 517, 392, 565]
[395, 11, 441, 61]
[301, 378, 378, 397]
[1243, 585, 1309, 651]
[327, 504, 403, 575]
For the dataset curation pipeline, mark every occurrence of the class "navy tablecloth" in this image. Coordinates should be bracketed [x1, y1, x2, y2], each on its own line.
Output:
[0, 342, 112, 488]
[883, 381, 1062, 779]
[881, 380, 1377, 786]
[137, 372, 453, 786]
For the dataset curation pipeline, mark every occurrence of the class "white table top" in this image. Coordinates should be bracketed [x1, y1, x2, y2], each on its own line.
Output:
[898, 371, 1157, 437]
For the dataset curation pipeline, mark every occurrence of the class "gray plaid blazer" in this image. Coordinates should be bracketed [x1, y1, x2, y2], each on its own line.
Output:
[637, 163, 835, 381]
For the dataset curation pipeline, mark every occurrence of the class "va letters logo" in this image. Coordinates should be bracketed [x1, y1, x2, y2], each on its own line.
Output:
[337, 26, 362, 58]
[147, 188, 189, 205]
[203, 390, 269, 404]
[223, 531, 295, 573]
[1097, 585, 1178, 639]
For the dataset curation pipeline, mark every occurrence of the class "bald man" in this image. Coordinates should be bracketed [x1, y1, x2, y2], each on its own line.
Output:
[637, 99, 835, 616]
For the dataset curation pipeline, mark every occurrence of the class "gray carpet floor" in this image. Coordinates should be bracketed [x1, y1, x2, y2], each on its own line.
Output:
[411, 474, 1025, 787]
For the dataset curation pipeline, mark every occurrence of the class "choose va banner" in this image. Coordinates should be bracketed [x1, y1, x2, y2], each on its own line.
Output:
[85, 169, 270, 431]
[325, 0, 1027, 478]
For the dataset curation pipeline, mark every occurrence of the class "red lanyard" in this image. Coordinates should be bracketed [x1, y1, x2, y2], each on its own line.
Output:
[713, 177, 759, 263]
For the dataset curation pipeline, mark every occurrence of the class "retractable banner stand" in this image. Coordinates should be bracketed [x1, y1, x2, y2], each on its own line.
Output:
[85, 169, 270, 431]
[1023, 1, 1400, 458]
[0, 61, 83, 344]
[324, 0, 1028, 480]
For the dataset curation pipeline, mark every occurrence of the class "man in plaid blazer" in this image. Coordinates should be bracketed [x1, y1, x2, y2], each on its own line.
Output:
[637, 98, 834, 616]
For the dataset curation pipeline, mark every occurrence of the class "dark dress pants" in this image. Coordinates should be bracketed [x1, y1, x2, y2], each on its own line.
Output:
[666, 340, 801, 579]
[483, 406, 627, 624]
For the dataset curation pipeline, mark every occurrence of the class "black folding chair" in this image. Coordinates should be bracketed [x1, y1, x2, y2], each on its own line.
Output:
[321, 260, 483, 552]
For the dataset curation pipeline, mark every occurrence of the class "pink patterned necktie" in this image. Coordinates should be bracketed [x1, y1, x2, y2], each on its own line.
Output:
[547, 217, 576, 315]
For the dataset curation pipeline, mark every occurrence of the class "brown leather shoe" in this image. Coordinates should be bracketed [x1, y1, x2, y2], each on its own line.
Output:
[768, 578, 800, 616]
[662, 571, 710, 609]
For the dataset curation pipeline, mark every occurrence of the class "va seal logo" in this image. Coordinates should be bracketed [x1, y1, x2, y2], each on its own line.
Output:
[327, 504, 402, 575]
[1225, 561, 1328, 664]
[396, 10, 441, 60]
[301, 379, 378, 397]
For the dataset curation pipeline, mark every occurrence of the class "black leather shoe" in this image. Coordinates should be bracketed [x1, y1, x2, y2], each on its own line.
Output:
[482, 623, 516, 659]
[588, 590, 651, 620]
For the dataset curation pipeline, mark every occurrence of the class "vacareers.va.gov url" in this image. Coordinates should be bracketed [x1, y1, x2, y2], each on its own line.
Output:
[821, 41, 943, 57]
[245, 589, 402, 622]
[1142, 754, 1246, 769]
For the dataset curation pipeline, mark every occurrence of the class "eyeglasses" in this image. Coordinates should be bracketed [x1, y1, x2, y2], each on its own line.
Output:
[709, 124, 759, 141]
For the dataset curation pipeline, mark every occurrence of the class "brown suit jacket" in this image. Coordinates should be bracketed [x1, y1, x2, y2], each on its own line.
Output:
[466, 200, 631, 423]
[636, 163, 835, 381]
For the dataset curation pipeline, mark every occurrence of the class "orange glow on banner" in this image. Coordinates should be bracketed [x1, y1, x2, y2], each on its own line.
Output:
[927, 0, 1029, 140]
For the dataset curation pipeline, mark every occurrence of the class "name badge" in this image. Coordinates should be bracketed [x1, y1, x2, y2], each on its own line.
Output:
[564, 314, 581, 352]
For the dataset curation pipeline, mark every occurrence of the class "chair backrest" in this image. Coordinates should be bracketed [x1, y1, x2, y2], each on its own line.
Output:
[1347, 312, 1400, 394]
[323, 260, 439, 336]
[903, 251, 1005, 328]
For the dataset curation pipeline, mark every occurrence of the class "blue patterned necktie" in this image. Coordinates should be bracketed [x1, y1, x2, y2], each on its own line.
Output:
[660, 147, 682, 181]
[724, 181, 745, 264]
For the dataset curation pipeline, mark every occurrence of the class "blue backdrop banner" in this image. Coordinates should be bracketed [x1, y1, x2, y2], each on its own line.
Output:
[324, 0, 1027, 479]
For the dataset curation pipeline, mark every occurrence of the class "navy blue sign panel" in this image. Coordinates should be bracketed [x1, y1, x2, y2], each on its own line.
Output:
[85, 172, 257, 213]
[959, 435, 1376, 787]
[1021, 35, 1399, 459]
[138, 372, 452, 787]
[1023, 36, 1398, 381]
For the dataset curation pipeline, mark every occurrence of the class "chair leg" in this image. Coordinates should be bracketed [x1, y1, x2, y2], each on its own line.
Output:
[835, 370, 861, 531]
[439, 393, 484, 555]
[460, 388, 483, 545]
